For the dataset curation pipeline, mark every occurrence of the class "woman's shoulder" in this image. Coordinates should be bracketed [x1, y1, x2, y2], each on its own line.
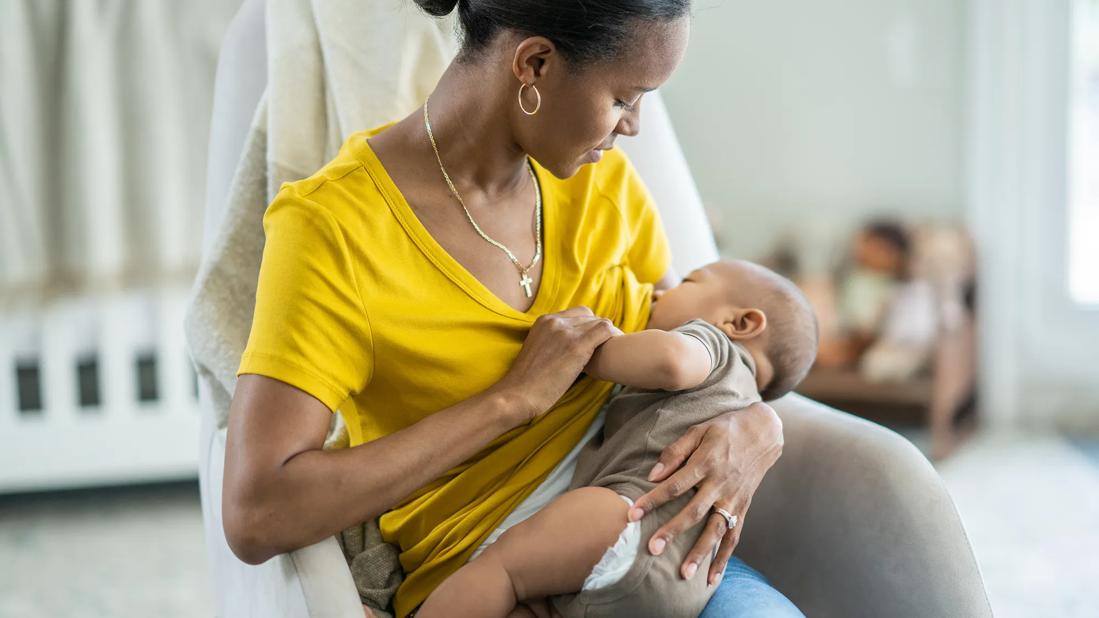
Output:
[266, 127, 394, 229]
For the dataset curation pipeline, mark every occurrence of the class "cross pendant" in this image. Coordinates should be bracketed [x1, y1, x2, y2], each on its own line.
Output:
[519, 273, 534, 298]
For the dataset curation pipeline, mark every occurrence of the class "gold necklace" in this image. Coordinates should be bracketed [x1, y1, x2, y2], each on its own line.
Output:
[423, 95, 543, 299]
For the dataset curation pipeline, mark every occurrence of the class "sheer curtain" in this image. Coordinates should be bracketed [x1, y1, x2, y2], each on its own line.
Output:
[0, 0, 241, 304]
[967, 0, 1099, 427]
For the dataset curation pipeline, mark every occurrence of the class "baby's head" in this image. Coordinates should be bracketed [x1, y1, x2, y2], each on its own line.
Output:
[648, 259, 819, 401]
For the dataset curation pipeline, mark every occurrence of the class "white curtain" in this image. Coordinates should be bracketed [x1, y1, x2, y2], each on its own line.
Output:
[967, 0, 1099, 427]
[0, 0, 241, 303]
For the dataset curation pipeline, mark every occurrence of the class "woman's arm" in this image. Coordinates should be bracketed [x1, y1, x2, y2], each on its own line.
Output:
[222, 306, 620, 565]
[223, 374, 522, 565]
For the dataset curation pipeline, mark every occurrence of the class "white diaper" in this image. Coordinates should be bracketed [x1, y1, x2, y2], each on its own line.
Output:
[467, 395, 640, 592]
[469, 408, 609, 563]
[580, 494, 641, 591]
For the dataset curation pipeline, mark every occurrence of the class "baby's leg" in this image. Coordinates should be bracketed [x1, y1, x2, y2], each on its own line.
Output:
[415, 486, 631, 618]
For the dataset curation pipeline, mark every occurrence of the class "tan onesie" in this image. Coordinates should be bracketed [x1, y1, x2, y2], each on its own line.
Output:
[550, 318, 761, 618]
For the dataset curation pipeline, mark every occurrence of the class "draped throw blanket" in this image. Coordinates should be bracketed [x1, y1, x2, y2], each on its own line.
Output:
[183, 1, 458, 614]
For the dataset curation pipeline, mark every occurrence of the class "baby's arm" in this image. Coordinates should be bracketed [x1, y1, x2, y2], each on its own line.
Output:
[583, 330, 711, 391]
[415, 486, 631, 618]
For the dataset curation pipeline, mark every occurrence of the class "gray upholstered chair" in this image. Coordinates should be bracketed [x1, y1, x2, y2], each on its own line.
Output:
[196, 1, 992, 616]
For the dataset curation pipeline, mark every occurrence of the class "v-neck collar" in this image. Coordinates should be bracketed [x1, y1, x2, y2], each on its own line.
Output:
[352, 124, 559, 322]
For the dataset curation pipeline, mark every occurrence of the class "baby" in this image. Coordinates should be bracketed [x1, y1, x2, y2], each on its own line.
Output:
[411, 258, 819, 618]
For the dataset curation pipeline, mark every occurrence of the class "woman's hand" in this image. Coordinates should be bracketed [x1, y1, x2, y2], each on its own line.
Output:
[625, 401, 784, 587]
[494, 306, 622, 424]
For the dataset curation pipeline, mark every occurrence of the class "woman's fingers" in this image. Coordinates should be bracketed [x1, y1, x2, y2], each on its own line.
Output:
[624, 405, 783, 585]
[707, 500, 750, 586]
[631, 465, 711, 562]
[628, 427, 706, 522]
[506, 307, 625, 421]
[671, 494, 735, 580]
[641, 475, 717, 555]
[582, 315, 623, 342]
[676, 510, 731, 582]
[625, 418, 753, 580]
[706, 516, 738, 587]
[631, 462, 707, 525]
[646, 424, 704, 484]
[671, 499, 724, 580]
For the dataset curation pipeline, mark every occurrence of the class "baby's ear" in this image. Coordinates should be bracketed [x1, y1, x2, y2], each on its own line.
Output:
[728, 308, 767, 340]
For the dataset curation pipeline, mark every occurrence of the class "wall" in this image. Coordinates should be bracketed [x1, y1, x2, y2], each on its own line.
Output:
[661, 0, 968, 270]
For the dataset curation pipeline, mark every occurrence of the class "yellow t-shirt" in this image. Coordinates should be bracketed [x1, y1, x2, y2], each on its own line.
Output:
[238, 123, 671, 617]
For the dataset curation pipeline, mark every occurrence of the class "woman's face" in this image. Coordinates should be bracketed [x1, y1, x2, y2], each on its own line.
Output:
[513, 17, 691, 178]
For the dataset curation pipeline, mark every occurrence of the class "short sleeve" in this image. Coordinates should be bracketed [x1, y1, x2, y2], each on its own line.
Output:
[673, 319, 728, 377]
[673, 319, 760, 402]
[237, 195, 373, 412]
[620, 158, 672, 284]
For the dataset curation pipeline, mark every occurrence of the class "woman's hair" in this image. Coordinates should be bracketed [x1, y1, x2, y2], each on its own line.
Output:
[413, 0, 691, 65]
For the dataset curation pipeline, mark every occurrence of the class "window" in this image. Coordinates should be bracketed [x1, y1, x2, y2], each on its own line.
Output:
[1069, 0, 1099, 304]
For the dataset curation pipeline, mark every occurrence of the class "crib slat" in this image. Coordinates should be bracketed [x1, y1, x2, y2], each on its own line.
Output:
[41, 298, 99, 423]
[100, 292, 141, 419]
[0, 318, 15, 427]
[4, 307, 44, 419]
[0, 287, 202, 494]
[157, 287, 192, 415]
[41, 315, 76, 423]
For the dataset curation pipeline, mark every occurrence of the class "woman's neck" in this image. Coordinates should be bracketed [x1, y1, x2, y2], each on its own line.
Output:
[415, 61, 531, 200]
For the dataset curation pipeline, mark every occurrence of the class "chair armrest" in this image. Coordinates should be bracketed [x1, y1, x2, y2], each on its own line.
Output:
[202, 416, 363, 617]
[290, 538, 366, 617]
[737, 394, 992, 617]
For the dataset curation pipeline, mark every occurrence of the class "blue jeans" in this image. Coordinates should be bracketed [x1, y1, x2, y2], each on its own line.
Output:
[699, 556, 805, 617]
[407, 556, 803, 618]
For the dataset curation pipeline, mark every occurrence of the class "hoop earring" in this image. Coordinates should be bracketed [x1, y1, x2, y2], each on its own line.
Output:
[518, 82, 541, 115]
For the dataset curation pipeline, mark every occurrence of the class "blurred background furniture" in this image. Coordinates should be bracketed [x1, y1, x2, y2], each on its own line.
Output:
[794, 221, 979, 459]
[195, 1, 992, 616]
[0, 290, 199, 493]
[0, 0, 233, 495]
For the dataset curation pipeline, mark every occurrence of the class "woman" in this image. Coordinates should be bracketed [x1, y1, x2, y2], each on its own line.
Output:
[222, 1, 801, 616]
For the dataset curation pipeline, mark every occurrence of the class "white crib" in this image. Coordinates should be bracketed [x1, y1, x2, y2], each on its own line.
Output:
[0, 286, 200, 494]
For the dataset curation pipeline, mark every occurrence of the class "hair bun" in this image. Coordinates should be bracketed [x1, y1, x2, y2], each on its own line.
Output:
[413, 0, 459, 17]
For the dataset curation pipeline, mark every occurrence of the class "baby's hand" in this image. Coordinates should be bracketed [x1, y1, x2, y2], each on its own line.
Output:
[361, 604, 375, 618]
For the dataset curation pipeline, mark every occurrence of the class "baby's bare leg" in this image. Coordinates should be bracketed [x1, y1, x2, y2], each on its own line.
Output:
[415, 486, 631, 618]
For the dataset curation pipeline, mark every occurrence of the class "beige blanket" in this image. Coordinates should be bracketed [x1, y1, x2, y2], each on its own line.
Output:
[183, 1, 458, 614]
